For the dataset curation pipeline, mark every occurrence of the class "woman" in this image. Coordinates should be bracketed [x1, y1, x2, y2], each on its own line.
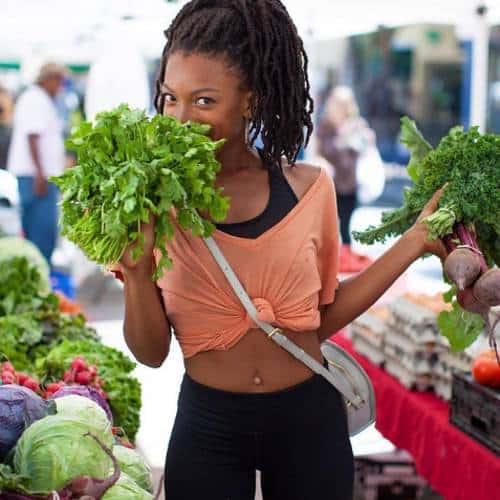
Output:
[317, 86, 375, 250]
[118, 1, 445, 498]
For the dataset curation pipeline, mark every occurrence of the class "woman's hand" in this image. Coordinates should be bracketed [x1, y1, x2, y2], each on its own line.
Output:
[405, 187, 448, 262]
[119, 216, 156, 276]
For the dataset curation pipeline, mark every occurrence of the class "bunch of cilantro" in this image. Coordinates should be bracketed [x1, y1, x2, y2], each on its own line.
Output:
[50, 104, 230, 280]
[353, 117, 500, 351]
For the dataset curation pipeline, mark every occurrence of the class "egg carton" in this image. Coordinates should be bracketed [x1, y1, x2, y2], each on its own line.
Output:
[352, 334, 385, 366]
[384, 326, 445, 360]
[384, 356, 434, 391]
[433, 375, 453, 401]
[350, 321, 385, 350]
[384, 343, 439, 376]
[436, 353, 473, 379]
[388, 297, 437, 327]
[387, 319, 447, 349]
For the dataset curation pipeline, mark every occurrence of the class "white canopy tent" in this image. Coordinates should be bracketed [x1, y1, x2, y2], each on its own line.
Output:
[1, 0, 499, 128]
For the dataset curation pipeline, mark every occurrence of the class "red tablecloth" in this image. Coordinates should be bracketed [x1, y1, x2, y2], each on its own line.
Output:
[332, 334, 500, 500]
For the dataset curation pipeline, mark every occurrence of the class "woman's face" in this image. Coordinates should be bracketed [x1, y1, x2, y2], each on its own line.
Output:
[160, 51, 251, 146]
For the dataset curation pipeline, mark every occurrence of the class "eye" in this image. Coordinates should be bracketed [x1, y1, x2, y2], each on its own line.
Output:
[163, 93, 176, 104]
[196, 96, 215, 106]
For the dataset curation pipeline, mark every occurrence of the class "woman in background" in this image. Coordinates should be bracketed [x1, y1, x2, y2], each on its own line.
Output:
[317, 86, 375, 256]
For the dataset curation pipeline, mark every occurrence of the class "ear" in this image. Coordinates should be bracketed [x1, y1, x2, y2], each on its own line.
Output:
[242, 91, 253, 120]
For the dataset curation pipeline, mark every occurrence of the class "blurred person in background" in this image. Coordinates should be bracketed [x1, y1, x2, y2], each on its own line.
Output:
[6, 62, 66, 264]
[317, 86, 375, 259]
[0, 86, 13, 170]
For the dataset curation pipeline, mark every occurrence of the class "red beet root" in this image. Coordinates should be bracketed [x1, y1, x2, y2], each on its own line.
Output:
[457, 289, 489, 314]
[444, 248, 482, 290]
[473, 268, 500, 307]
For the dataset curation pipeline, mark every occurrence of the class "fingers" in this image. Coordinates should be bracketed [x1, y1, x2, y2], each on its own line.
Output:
[422, 184, 448, 216]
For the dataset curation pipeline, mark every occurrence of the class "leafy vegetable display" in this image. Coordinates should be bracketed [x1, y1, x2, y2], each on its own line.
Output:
[37, 340, 141, 441]
[353, 118, 500, 352]
[50, 104, 230, 280]
[0, 256, 99, 373]
[0, 238, 50, 293]
[0, 257, 49, 317]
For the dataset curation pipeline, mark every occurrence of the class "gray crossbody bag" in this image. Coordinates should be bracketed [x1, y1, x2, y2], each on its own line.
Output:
[203, 236, 376, 436]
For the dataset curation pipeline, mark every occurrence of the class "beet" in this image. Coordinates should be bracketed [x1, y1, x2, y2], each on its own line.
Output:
[473, 268, 500, 307]
[457, 289, 489, 314]
[444, 248, 482, 290]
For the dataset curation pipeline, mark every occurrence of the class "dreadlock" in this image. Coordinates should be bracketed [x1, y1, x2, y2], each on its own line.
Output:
[154, 0, 314, 170]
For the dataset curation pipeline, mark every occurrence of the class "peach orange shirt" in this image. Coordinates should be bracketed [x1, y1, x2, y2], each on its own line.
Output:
[154, 168, 340, 359]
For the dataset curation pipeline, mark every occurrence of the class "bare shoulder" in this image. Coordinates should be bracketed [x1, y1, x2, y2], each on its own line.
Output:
[282, 162, 323, 200]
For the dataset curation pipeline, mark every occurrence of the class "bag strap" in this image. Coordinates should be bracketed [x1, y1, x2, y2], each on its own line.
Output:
[203, 236, 363, 408]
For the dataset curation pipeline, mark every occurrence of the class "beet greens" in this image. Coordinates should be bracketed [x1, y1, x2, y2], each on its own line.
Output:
[353, 117, 500, 352]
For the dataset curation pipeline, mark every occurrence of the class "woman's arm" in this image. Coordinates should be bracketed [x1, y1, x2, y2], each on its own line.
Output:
[317, 189, 447, 342]
[119, 216, 171, 368]
[122, 265, 171, 368]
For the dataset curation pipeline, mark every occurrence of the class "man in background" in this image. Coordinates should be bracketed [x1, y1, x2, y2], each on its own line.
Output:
[0, 86, 13, 170]
[7, 62, 66, 264]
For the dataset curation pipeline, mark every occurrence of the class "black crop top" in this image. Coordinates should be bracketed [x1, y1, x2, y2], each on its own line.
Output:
[215, 167, 298, 238]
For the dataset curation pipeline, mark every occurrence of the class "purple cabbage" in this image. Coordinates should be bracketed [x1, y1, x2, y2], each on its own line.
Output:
[0, 385, 55, 460]
[50, 385, 113, 424]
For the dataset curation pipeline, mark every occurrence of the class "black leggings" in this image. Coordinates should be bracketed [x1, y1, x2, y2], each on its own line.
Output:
[164, 370, 354, 499]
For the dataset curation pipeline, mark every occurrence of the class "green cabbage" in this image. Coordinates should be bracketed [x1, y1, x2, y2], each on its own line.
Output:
[112, 445, 153, 493]
[13, 415, 113, 493]
[54, 395, 112, 436]
[102, 472, 153, 500]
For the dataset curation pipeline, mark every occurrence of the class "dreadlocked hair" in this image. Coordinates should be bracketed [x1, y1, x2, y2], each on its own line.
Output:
[154, 0, 314, 170]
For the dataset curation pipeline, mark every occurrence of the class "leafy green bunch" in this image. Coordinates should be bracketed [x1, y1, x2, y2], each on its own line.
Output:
[0, 257, 50, 317]
[353, 117, 500, 351]
[353, 117, 500, 267]
[50, 104, 230, 280]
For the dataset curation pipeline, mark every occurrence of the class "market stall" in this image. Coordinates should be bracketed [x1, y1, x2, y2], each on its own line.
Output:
[334, 333, 500, 500]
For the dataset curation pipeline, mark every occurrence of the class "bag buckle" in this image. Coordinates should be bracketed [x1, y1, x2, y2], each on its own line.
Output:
[325, 357, 365, 406]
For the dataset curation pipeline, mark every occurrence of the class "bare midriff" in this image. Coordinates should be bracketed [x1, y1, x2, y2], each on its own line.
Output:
[185, 328, 324, 393]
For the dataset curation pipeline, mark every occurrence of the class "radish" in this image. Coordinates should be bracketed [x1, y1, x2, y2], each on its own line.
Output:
[473, 268, 500, 307]
[71, 356, 88, 372]
[1, 371, 15, 384]
[2, 362, 15, 373]
[23, 379, 40, 393]
[444, 248, 482, 290]
[75, 370, 93, 385]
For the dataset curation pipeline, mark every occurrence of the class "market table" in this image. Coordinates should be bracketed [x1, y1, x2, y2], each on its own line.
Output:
[332, 333, 500, 500]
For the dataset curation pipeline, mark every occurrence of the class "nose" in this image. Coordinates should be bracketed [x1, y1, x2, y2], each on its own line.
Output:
[166, 104, 191, 124]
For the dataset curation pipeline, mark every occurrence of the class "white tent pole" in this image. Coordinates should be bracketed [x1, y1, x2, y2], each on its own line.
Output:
[470, 3, 490, 131]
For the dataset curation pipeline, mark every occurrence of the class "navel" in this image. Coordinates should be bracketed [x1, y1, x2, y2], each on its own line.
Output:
[253, 373, 263, 386]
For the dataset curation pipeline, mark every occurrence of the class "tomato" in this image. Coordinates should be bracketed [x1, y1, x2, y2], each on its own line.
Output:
[472, 350, 500, 388]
